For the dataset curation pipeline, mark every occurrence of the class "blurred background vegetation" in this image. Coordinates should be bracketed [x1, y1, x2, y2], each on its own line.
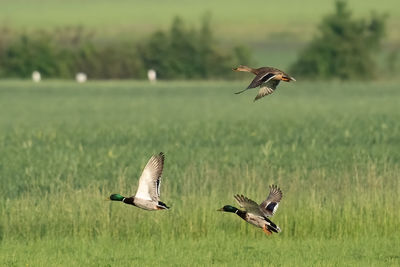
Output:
[0, 16, 251, 79]
[290, 1, 386, 80]
[0, 0, 398, 80]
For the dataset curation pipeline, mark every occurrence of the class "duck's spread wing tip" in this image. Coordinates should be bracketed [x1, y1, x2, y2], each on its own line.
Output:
[259, 185, 283, 216]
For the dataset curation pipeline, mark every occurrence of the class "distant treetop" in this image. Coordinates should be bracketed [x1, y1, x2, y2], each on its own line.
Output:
[289, 0, 386, 80]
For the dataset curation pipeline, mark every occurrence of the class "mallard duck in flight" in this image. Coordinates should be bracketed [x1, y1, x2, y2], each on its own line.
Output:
[218, 185, 283, 235]
[233, 65, 296, 101]
[109, 152, 170, 210]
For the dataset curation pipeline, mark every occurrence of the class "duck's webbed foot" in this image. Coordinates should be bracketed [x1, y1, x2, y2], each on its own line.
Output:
[262, 225, 272, 236]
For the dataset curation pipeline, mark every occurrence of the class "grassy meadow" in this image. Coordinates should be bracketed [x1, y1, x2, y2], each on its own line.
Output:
[0, 80, 399, 266]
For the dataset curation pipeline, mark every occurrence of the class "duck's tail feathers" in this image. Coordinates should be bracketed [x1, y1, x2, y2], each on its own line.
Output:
[265, 218, 281, 233]
[157, 201, 170, 210]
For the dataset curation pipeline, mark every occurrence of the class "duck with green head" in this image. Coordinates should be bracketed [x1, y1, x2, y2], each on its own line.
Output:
[109, 152, 170, 210]
[218, 185, 283, 235]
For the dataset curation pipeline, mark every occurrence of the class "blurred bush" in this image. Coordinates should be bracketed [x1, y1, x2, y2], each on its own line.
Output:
[1, 33, 64, 78]
[0, 27, 145, 79]
[138, 15, 252, 79]
[290, 1, 386, 80]
[0, 15, 252, 80]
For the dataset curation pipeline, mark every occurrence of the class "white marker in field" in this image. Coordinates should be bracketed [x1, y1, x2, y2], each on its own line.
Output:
[32, 71, 41, 82]
[147, 69, 157, 83]
[76, 72, 87, 83]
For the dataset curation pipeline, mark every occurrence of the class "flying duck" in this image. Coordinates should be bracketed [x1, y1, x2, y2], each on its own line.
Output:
[218, 185, 283, 235]
[109, 152, 170, 210]
[233, 65, 296, 101]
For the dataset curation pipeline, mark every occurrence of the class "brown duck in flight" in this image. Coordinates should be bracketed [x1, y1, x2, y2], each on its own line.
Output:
[218, 185, 283, 235]
[233, 65, 296, 101]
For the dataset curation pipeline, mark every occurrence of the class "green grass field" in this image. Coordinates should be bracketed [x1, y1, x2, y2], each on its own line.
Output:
[0, 80, 399, 266]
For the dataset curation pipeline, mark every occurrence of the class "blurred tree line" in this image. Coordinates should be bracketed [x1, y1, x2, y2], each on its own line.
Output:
[290, 1, 387, 80]
[0, 2, 393, 81]
[0, 14, 252, 79]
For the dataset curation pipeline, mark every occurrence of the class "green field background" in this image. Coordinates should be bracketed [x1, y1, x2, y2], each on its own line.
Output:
[0, 80, 399, 265]
[1, 0, 399, 43]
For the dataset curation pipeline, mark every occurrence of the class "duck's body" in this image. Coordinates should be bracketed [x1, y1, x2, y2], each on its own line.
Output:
[218, 185, 283, 235]
[233, 65, 296, 101]
[109, 152, 170, 211]
[110, 195, 169, 210]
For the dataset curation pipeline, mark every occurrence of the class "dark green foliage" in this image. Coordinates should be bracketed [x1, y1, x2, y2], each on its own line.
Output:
[0, 27, 145, 79]
[71, 42, 145, 79]
[1, 33, 62, 78]
[0, 15, 252, 79]
[290, 1, 386, 80]
[138, 15, 252, 79]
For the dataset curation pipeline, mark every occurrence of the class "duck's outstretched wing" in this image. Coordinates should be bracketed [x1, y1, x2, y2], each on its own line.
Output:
[254, 80, 280, 101]
[247, 73, 276, 89]
[235, 72, 277, 95]
[234, 194, 263, 216]
[134, 152, 165, 202]
[259, 185, 283, 217]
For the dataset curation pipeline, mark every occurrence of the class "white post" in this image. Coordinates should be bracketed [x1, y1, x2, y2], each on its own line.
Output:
[147, 69, 157, 83]
[32, 71, 41, 82]
[76, 72, 87, 83]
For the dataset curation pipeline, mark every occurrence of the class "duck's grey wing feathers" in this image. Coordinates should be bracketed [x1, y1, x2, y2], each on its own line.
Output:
[247, 73, 276, 89]
[254, 80, 280, 101]
[234, 194, 264, 216]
